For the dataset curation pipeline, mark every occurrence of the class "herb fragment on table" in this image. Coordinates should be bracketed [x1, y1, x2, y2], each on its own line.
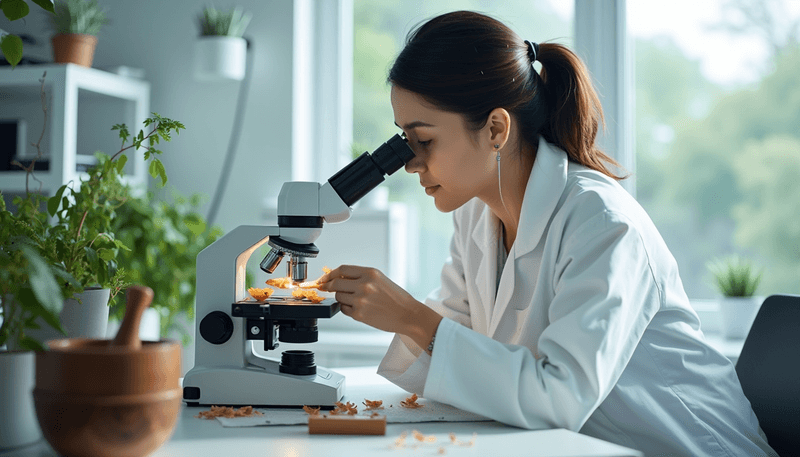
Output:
[302, 405, 321, 415]
[195, 405, 263, 419]
[449, 432, 477, 446]
[330, 401, 358, 415]
[413, 429, 436, 442]
[363, 399, 384, 410]
[400, 393, 424, 408]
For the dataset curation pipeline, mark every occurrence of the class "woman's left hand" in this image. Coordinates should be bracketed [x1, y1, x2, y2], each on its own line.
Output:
[318, 265, 442, 344]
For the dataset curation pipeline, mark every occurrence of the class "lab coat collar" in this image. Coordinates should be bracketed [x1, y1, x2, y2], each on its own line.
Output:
[469, 137, 568, 257]
[471, 200, 501, 331]
[475, 137, 568, 336]
[514, 136, 569, 258]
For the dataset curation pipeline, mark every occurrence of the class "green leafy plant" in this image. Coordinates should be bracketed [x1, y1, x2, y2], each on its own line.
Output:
[0, 202, 79, 351]
[197, 5, 251, 37]
[0, 0, 55, 67]
[110, 191, 222, 345]
[48, 0, 107, 35]
[0, 73, 185, 351]
[707, 255, 763, 298]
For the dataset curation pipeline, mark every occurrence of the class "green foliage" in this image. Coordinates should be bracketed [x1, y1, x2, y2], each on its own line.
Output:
[0, 197, 76, 350]
[197, 6, 251, 37]
[731, 134, 800, 292]
[48, 0, 106, 35]
[110, 191, 222, 344]
[0, 112, 184, 350]
[707, 255, 763, 297]
[0, 0, 54, 67]
[636, 42, 800, 296]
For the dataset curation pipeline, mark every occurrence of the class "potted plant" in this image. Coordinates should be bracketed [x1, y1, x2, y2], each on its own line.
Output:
[0, 113, 183, 449]
[707, 255, 764, 340]
[108, 191, 223, 344]
[48, 0, 107, 67]
[194, 5, 252, 81]
[0, 0, 55, 68]
[0, 210, 75, 449]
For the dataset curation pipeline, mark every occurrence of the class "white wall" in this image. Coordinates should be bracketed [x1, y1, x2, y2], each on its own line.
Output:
[1, 0, 296, 234]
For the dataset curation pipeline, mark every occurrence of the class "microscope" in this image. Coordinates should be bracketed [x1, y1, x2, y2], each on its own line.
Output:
[182, 134, 414, 407]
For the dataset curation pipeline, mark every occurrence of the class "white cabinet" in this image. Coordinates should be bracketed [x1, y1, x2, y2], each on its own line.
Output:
[0, 64, 150, 198]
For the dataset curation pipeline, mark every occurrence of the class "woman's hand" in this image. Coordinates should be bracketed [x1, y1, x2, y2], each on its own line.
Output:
[318, 265, 442, 352]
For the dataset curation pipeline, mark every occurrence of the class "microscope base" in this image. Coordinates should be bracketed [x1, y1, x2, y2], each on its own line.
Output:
[182, 362, 345, 407]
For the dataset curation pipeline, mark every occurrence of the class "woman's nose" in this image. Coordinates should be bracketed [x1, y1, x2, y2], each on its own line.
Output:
[404, 151, 424, 174]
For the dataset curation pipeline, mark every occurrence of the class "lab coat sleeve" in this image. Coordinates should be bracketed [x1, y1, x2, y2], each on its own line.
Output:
[423, 211, 661, 431]
[378, 213, 471, 393]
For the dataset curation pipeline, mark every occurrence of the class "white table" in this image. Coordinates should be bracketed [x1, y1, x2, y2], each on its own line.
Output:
[2, 367, 642, 457]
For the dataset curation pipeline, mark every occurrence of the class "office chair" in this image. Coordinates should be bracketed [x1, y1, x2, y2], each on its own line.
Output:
[735, 294, 800, 457]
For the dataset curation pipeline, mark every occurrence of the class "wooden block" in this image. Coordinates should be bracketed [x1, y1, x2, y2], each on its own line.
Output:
[308, 414, 387, 435]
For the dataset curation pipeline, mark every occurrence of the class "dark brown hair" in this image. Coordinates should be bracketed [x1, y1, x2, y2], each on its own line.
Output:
[388, 11, 626, 180]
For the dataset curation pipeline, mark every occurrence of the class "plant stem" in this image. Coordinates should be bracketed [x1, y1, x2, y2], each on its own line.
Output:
[75, 210, 89, 242]
[109, 125, 159, 162]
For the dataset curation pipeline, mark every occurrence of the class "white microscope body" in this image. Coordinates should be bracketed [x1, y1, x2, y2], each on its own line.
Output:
[182, 135, 413, 407]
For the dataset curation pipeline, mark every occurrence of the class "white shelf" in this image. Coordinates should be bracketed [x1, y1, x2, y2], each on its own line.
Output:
[0, 64, 150, 197]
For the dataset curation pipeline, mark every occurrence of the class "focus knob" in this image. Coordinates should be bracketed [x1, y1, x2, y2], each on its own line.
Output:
[200, 311, 234, 345]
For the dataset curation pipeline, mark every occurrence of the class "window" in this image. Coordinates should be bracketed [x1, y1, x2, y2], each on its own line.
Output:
[629, 0, 800, 298]
[353, 0, 574, 299]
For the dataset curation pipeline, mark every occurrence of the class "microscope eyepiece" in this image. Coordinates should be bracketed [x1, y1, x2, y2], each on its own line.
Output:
[327, 134, 415, 207]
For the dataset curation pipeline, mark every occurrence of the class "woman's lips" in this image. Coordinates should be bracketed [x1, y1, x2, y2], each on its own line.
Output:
[425, 185, 440, 195]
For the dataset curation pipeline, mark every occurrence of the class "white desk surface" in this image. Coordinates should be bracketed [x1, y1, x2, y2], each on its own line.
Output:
[3, 367, 642, 457]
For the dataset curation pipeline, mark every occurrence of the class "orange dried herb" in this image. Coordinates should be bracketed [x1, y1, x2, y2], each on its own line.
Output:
[299, 266, 332, 289]
[363, 399, 384, 411]
[302, 405, 321, 416]
[247, 287, 274, 301]
[413, 430, 436, 443]
[266, 276, 294, 289]
[449, 432, 477, 447]
[195, 405, 263, 419]
[292, 287, 325, 303]
[330, 401, 358, 415]
[400, 393, 424, 408]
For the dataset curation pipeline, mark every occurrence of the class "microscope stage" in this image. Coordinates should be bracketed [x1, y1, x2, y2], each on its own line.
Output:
[232, 297, 340, 319]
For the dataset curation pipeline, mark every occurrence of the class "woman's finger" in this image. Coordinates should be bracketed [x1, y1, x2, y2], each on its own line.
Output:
[319, 265, 364, 284]
[318, 277, 358, 293]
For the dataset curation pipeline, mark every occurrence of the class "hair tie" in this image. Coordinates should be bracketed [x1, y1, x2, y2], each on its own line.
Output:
[524, 40, 539, 62]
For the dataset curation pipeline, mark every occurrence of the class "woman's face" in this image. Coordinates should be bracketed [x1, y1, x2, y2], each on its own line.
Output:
[391, 86, 496, 213]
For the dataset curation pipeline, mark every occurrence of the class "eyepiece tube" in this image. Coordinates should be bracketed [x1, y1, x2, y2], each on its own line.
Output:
[327, 134, 415, 207]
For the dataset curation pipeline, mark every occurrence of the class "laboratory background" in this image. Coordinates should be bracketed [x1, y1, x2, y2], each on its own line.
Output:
[0, 0, 798, 455]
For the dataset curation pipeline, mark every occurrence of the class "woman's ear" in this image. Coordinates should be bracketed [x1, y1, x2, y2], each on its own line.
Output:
[486, 107, 511, 150]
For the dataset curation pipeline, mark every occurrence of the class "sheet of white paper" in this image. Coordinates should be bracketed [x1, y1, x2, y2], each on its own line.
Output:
[210, 376, 490, 428]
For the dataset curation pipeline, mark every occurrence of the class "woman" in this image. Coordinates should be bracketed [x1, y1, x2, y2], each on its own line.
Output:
[318, 11, 776, 456]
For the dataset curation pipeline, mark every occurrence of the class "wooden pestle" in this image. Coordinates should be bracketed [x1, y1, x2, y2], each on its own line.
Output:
[112, 285, 154, 350]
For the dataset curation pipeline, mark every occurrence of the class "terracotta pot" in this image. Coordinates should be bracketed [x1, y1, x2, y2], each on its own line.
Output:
[52, 33, 98, 67]
[33, 287, 182, 457]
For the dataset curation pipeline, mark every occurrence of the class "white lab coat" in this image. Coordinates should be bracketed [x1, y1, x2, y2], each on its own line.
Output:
[378, 138, 777, 457]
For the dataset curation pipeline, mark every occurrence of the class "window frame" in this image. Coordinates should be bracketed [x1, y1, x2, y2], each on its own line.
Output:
[292, 0, 354, 182]
[574, 0, 636, 196]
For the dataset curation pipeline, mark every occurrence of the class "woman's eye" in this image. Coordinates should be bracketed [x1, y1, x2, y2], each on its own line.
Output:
[418, 140, 432, 147]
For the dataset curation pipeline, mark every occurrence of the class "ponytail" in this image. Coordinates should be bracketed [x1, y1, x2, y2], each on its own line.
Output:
[538, 43, 628, 180]
[389, 11, 627, 181]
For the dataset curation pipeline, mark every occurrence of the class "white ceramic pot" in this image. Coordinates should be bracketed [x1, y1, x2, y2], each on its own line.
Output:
[194, 36, 247, 81]
[27, 288, 111, 343]
[106, 307, 161, 341]
[0, 351, 42, 450]
[719, 296, 763, 340]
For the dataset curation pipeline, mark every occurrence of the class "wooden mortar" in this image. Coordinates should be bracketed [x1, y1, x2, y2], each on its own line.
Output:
[34, 286, 182, 457]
